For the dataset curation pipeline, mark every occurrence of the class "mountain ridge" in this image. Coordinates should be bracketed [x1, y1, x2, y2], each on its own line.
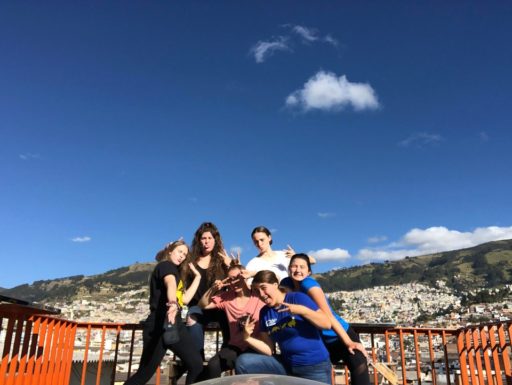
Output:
[2, 239, 511, 304]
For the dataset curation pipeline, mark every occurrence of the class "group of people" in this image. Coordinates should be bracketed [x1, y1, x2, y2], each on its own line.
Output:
[124, 222, 370, 385]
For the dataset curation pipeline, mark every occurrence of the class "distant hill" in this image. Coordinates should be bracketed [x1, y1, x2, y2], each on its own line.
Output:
[2, 239, 512, 304]
[0, 263, 155, 303]
[316, 239, 512, 292]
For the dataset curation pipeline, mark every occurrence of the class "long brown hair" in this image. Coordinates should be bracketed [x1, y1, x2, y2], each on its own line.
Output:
[183, 222, 227, 285]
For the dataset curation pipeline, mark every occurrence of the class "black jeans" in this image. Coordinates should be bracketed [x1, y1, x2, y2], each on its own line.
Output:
[204, 345, 258, 379]
[124, 313, 203, 385]
[325, 327, 370, 385]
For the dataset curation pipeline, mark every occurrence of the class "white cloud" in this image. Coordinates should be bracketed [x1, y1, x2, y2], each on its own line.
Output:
[292, 25, 319, 42]
[289, 25, 338, 46]
[357, 225, 512, 262]
[318, 212, 336, 219]
[250, 37, 290, 63]
[309, 248, 351, 261]
[286, 71, 380, 112]
[367, 235, 388, 244]
[71, 236, 91, 243]
[19, 153, 40, 160]
[324, 34, 339, 46]
[398, 132, 443, 148]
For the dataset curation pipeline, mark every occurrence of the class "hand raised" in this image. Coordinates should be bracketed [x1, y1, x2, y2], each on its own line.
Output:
[189, 263, 201, 277]
[277, 302, 307, 316]
[242, 317, 257, 340]
[284, 244, 295, 258]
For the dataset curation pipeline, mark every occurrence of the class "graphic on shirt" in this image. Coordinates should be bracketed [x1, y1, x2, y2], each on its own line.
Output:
[269, 317, 296, 334]
[176, 279, 184, 307]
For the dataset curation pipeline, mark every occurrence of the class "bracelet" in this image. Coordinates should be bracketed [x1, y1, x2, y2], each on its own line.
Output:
[166, 301, 179, 308]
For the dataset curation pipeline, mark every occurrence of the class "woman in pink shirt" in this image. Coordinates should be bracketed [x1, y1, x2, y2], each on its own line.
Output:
[199, 262, 265, 379]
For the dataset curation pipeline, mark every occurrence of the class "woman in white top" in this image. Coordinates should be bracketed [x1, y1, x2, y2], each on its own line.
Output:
[246, 226, 315, 282]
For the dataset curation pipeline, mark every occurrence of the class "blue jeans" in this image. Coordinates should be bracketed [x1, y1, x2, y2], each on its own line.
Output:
[235, 353, 287, 376]
[289, 360, 332, 385]
[235, 353, 332, 384]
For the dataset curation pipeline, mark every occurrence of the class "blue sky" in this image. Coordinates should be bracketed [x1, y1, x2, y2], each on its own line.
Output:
[2, 2, 512, 289]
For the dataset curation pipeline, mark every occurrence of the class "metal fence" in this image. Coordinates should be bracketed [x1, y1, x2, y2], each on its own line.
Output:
[1, 303, 511, 385]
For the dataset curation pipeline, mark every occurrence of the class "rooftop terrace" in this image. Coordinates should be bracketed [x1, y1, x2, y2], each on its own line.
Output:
[1, 300, 511, 385]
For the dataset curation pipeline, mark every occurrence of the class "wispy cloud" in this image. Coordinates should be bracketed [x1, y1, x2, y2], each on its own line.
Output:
[308, 248, 351, 261]
[479, 131, 489, 142]
[289, 25, 338, 46]
[398, 132, 443, 148]
[318, 212, 336, 219]
[357, 225, 512, 262]
[251, 25, 338, 63]
[286, 71, 379, 112]
[19, 153, 41, 160]
[250, 36, 291, 63]
[71, 236, 91, 243]
[367, 235, 388, 244]
[291, 25, 319, 42]
[324, 34, 339, 46]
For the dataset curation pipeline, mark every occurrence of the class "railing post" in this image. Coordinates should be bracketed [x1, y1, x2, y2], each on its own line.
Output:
[458, 328, 470, 385]
[497, 324, 511, 385]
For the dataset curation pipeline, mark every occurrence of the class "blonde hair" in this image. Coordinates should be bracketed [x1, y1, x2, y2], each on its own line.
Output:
[154, 240, 189, 262]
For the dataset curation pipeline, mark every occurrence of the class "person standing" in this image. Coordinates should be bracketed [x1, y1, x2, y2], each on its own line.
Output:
[124, 240, 203, 385]
[245, 226, 296, 282]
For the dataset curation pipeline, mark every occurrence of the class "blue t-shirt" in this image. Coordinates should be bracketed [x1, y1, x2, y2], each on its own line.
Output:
[259, 292, 329, 367]
[281, 276, 349, 342]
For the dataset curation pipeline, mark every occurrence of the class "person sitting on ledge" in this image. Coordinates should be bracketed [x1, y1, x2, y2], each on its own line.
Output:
[235, 270, 333, 385]
[281, 253, 370, 385]
[199, 261, 265, 380]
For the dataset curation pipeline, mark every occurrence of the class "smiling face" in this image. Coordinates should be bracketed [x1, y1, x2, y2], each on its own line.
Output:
[200, 231, 215, 255]
[169, 244, 188, 266]
[252, 232, 272, 254]
[253, 281, 280, 307]
[289, 256, 311, 282]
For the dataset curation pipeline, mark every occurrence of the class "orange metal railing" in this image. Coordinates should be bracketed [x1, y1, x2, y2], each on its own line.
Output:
[1, 303, 511, 385]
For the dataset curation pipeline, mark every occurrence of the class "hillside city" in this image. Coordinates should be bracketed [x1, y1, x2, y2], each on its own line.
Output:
[47, 281, 512, 328]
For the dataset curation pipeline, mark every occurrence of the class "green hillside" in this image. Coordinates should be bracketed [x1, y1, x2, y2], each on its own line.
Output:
[316, 239, 512, 292]
[2, 239, 511, 304]
[0, 263, 154, 303]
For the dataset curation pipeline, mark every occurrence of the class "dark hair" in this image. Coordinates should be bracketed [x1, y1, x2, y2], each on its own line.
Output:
[227, 260, 245, 273]
[154, 240, 189, 262]
[289, 253, 312, 273]
[252, 270, 279, 285]
[251, 226, 273, 245]
[184, 222, 227, 285]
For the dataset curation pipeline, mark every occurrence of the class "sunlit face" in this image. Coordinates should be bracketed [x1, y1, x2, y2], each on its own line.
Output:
[227, 268, 245, 293]
[252, 232, 271, 253]
[253, 282, 279, 307]
[289, 258, 311, 282]
[200, 231, 215, 255]
[169, 245, 188, 266]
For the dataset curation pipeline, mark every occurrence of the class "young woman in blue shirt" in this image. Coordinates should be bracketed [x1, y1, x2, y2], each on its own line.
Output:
[281, 253, 370, 385]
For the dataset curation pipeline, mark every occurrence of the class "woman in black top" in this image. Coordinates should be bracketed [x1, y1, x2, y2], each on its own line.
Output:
[124, 240, 203, 385]
[181, 222, 231, 358]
